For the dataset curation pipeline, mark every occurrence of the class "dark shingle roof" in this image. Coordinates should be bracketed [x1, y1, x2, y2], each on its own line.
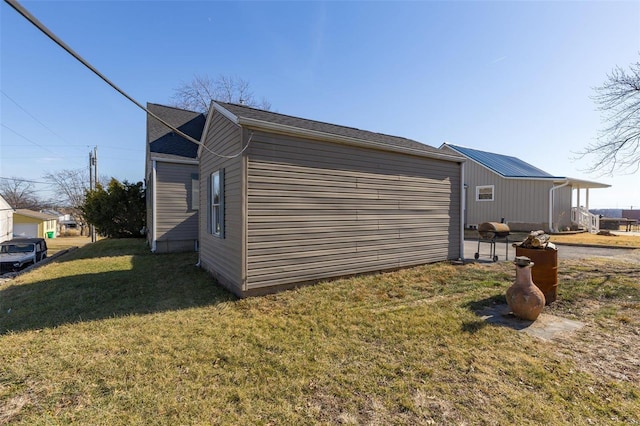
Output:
[147, 103, 205, 159]
[444, 144, 561, 178]
[215, 102, 453, 158]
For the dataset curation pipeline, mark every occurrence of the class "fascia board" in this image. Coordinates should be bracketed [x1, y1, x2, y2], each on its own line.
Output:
[565, 178, 611, 189]
[212, 101, 240, 124]
[149, 156, 198, 165]
[198, 101, 241, 159]
[197, 102, 217, 159]
[236, 117, 465, 163]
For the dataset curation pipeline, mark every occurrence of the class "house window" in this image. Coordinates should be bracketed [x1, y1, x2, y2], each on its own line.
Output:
[210, 170, 224, 237]
[476, 185, 494, 201]
[191, 173, 199, 211]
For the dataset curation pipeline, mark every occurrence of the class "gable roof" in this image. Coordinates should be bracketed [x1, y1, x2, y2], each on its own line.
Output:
[209, 102, 464, 162]
[14, 209, 58, 221]
[0, 195, 12, 211]
[442, 143, 561, 178]
[441, 143, 611, 189]
[147, 103, 205, 160]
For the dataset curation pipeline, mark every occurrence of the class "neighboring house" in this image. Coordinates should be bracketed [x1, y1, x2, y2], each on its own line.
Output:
[43, 210, 80, 235]
[13, 209, 58, 238]
[146, 103, 206, 253]
[440, 143, 610, 233]
[58, 214, 79, 233]
[198, 101, 465, 297]
[0, 195, 13, 243]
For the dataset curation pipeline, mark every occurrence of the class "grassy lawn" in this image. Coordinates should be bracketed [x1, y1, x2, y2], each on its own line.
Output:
[466, 229, 640, 248]
[45, 236, 94, 256]
[1, 239, 638, 424]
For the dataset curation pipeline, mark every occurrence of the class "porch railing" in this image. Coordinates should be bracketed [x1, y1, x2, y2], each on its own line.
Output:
[571, 207, 599, 233]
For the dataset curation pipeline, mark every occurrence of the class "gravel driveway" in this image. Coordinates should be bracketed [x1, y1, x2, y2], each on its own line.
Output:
[464, 240, 640, 264]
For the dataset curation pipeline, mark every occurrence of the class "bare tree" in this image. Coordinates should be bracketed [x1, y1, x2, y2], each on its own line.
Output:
[0, 177, 42, 209]
[170, 74, 271, 113]
[43, 168, 92, 234]
[580, 59, 640, 174]
[43, 168, 88, 209]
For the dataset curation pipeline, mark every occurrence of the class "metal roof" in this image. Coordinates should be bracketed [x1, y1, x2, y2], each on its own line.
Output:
[443, 144, 562, 178]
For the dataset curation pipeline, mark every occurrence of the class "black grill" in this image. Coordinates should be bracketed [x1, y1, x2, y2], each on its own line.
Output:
[474, 222, 510, 262]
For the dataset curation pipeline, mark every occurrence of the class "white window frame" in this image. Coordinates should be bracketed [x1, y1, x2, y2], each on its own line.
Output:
[210, 170, 224, 237]
[476, 185, 494, 202]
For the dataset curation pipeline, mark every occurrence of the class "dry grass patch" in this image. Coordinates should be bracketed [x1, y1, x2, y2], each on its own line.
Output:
[1, 240, 639, 424]
[550, 232, 640, 248]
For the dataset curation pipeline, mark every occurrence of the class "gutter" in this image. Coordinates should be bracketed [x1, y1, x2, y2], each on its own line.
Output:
[548, 180, 570, 233]
[151, 159, 157, 252]
[460, 161, 465, 261]
[149, 156, 198, 165]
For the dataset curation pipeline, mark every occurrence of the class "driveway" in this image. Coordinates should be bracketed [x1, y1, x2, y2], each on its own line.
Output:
[464, 239, 640, 264]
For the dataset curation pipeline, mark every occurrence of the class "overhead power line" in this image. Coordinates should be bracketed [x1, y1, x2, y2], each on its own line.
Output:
[1, 89, 67, 142]
[0, 176, 53, 185]
[1, 123, 60, 156]
[4, 0, 250, 160]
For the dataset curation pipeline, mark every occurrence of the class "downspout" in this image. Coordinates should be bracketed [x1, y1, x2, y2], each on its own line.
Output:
[460, 161, 465, 261]
[151, 159, 157, 252]
[548, 180, 569, 233]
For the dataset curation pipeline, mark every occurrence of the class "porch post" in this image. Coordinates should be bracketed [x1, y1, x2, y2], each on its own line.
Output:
[586, 188, 590, 211]
[577, 186, 581, 209]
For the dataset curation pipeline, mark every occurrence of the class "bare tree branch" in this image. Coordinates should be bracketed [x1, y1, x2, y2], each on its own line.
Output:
[170, 73, 271, 113]
[0, 177, 43, 209]
[43, 168, 88, 209]
[578, 59, 640, 174]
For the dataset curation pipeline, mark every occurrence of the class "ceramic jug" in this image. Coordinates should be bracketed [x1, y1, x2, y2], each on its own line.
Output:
[506, 256, 546, 321]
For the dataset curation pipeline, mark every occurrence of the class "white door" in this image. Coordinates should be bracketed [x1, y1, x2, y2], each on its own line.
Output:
[14, 223, 38, 238]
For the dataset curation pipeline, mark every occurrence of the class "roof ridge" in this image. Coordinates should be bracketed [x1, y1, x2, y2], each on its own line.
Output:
[147, 102, 204, 115]
[216, 101, 428, 146]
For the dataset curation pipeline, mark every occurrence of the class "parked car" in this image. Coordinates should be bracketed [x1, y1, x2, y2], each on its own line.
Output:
[0, 238, 48, 273]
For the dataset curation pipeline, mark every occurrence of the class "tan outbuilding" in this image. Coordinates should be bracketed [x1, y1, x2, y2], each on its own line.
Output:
[197, 102, 465, 297]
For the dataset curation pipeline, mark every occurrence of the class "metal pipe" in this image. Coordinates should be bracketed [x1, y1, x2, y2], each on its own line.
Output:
[460, 161, 465, 261]
[548, 180, 569, 233]
[151, 160, 157, 252]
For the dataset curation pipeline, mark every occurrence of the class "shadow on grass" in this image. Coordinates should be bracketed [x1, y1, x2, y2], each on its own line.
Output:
[0, 239, 236, 334]
[462, 294, 536, 332]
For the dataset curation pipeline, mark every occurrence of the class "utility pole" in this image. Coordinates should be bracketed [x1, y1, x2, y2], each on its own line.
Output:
[89, 146, 97, 242]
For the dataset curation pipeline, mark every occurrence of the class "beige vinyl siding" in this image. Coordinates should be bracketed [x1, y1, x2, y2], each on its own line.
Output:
[155, 162, 198, 252]
[246, 133, 461, 290]
[552, 185, 572, 229]
[198, 112, 244, 293]
[440, 146, 553, 229]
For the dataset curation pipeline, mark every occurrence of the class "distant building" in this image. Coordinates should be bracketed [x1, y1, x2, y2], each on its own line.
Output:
[0, 195, 13, 243]
[440, 143, 611, 233]
[13, 209, 58, 239]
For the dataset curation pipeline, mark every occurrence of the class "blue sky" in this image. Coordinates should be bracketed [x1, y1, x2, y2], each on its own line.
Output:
[1, 0, 639, 209]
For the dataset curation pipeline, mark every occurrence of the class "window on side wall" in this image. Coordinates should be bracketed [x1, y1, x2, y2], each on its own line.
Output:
[476, 185, 494, 201]
[210, 170, 225, 237]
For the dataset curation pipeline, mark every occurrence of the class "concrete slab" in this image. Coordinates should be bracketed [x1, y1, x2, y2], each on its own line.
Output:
[476, 304, 585, 341]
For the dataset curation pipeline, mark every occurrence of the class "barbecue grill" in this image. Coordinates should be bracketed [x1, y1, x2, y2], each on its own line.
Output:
[474, 222, 510, 262]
